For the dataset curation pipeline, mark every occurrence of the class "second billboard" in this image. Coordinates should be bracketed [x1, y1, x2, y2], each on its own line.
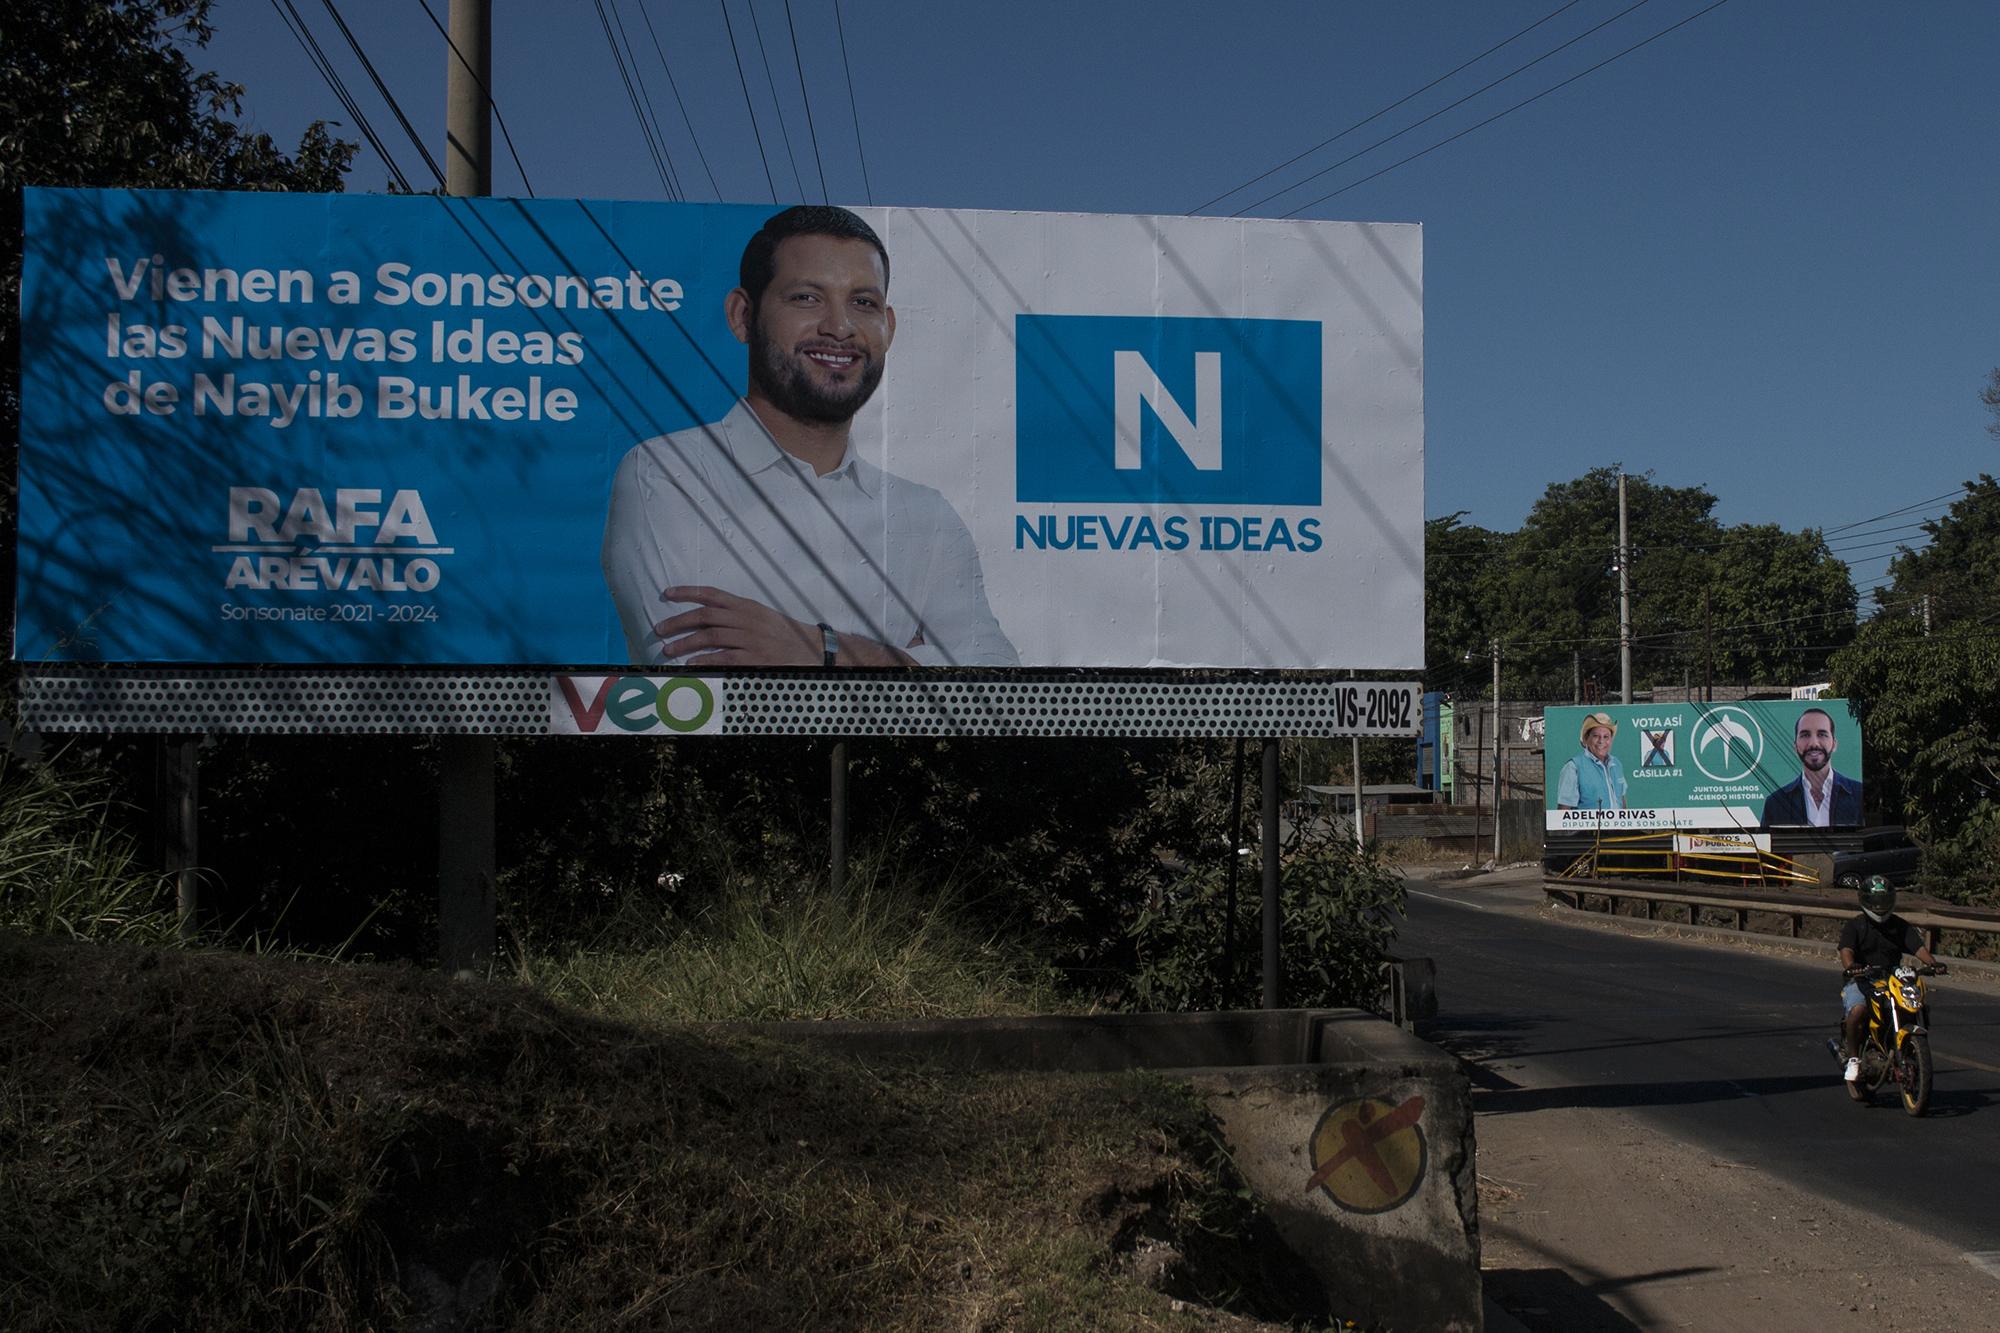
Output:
[1543, 701, 1865, 832]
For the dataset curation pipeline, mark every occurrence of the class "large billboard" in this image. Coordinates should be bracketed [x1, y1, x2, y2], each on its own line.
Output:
[15, 189, 1423, 670]
[1542, 701, 1865, 833]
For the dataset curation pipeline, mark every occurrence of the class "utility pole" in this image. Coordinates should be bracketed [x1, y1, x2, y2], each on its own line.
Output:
[1491, 638, 1502, 865]
[1618, 472, 1632, 704]
[438, 0, 496, 976]
[445, 0, 492, 194]
[1703, 587, 1713, 703]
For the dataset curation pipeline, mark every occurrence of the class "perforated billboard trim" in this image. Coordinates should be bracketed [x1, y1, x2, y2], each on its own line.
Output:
[18, 671, 1421, 739]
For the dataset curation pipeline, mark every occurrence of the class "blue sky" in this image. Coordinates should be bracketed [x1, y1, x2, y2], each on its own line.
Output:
[203, 0, 2000, 602]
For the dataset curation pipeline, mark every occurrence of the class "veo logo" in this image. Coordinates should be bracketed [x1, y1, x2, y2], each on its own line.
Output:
[1014, 315, 1321, 504]
[552, 675, 721, 735]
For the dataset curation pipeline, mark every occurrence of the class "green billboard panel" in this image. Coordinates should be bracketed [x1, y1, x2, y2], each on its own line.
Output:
[1543, 700, 1863, 833]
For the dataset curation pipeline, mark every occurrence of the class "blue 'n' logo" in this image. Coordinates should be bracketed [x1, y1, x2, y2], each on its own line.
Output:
[1014, 315, 1321, 505]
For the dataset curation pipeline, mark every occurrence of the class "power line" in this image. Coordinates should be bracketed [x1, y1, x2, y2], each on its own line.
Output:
[1233, 0, 1657, 218]
[413, 0, 536, 195]
[317, 0, 445, 188]
[783, 0, 830, 203]
[833, 0, 873, 204]
[1826, 533, 1936, 558]
[634, 0, 722, 200]
[719, 0, 780, 202]
[591, 0, 680, 198]
[1188, 0, 1588, 215]
[1819, 518, 1937, 551]
[607, 0, 687, 198]
[1282, 0, 1734, 218]
[746, 0, 808, 200]
[1822, 484, 1970, 536]
[270, 0, 415, 192]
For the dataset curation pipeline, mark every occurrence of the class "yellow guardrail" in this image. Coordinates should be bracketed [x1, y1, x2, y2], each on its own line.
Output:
[1556, 833, 1820, 888]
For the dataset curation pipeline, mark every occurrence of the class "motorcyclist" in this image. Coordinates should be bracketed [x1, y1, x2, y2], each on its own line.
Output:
[1837, 874, 1941, 1085]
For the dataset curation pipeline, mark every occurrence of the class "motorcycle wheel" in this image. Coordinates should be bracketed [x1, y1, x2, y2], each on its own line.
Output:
[1898, 1033, 1932, 1117]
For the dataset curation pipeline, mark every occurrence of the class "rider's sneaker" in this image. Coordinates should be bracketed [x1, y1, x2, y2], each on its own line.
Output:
[1844, 1057, 1861, 1083]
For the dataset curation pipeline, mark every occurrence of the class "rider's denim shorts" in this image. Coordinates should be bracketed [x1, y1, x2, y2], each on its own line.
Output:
[1841, 980, 1867, 1015]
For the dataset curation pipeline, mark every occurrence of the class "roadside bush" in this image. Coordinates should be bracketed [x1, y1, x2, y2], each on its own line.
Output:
[1917, 802, 2000, 909]
[525, 859, 1071, 1023]
[1128, 816, 1405, 1011]
[0, 747, 176, 943]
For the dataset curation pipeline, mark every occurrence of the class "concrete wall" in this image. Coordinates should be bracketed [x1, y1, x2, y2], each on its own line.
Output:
[731, 1010, 1481, 1330]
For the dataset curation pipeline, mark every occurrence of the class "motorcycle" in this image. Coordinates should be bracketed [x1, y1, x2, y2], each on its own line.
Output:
[1828, 963, 1943, 1116]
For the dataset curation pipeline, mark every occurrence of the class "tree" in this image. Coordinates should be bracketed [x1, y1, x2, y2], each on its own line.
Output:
[1700, 525, 1856, 685]
[1424, 467, 1856, 704]
[1875, 475, 2000, 628]
[1, 2, 361, 944]
[1422, 513, 1502, 697]
[0, 1, 352, 195]
[2, 0, 355, 641]
[1490, 468, 1725, 695]
[1831, 471, 2000, 905]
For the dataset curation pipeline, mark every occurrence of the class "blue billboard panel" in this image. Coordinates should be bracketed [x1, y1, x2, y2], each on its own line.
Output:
[16, 190, 1423, 669]
[1014, 315, 1322, 505]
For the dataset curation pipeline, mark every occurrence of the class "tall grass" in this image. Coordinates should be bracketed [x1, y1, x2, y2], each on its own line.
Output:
[0, 749, 178, 944]
[527, 863, 1075, 1024]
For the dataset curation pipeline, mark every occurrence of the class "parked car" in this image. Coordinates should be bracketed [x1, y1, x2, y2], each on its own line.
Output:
[1831, 826, 1923, 888]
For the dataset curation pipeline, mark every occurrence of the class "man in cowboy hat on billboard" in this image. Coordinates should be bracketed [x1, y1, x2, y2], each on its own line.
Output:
[1556, 711, 1628, 811]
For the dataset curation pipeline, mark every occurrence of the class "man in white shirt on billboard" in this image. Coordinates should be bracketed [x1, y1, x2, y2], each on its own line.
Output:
[601, 205, 1017, 668]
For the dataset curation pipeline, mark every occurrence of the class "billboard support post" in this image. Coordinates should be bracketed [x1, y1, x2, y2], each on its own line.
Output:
[167, 738, 198, 940]
[438, 0, 496, 975]
[438, 740, 495, 976]
[1261, 738, 1280, 1010]
[830, 740, 848, 898]
[1224, 736, 1245, 1007]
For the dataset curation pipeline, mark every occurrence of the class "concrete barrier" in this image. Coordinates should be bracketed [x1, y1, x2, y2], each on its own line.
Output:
[733, 1010, 1480, 1330]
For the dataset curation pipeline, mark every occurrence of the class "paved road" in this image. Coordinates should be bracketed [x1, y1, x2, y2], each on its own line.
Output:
[1399, 877, 2000, 1256]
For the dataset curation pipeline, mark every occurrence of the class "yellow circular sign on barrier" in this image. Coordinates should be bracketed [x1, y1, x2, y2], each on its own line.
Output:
[1305, 1094, 1427, 1214]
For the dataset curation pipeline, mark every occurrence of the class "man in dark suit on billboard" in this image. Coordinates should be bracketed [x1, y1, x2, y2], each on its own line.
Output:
[1759, 707, 1863, 827]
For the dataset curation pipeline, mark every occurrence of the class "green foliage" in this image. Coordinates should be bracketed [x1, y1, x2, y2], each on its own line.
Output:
[1831, 463, 2000, 907]
[0, 0, 354, 194]
[1703, 524, 1856, 682]
[1424, 513, 1502, 696]
[2, 0, 356, 652]
[0, 748, 177, 943]
[1129, 817, 1405, 1012]
[531, 867, 1071, 1023]
[1877, 475, 2000, 628]
[1425, 466, 1856, 698]
[1, 933, 1329, 1331]
[1918, 803, 2000, 908]
[195, 736, 441, 954]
